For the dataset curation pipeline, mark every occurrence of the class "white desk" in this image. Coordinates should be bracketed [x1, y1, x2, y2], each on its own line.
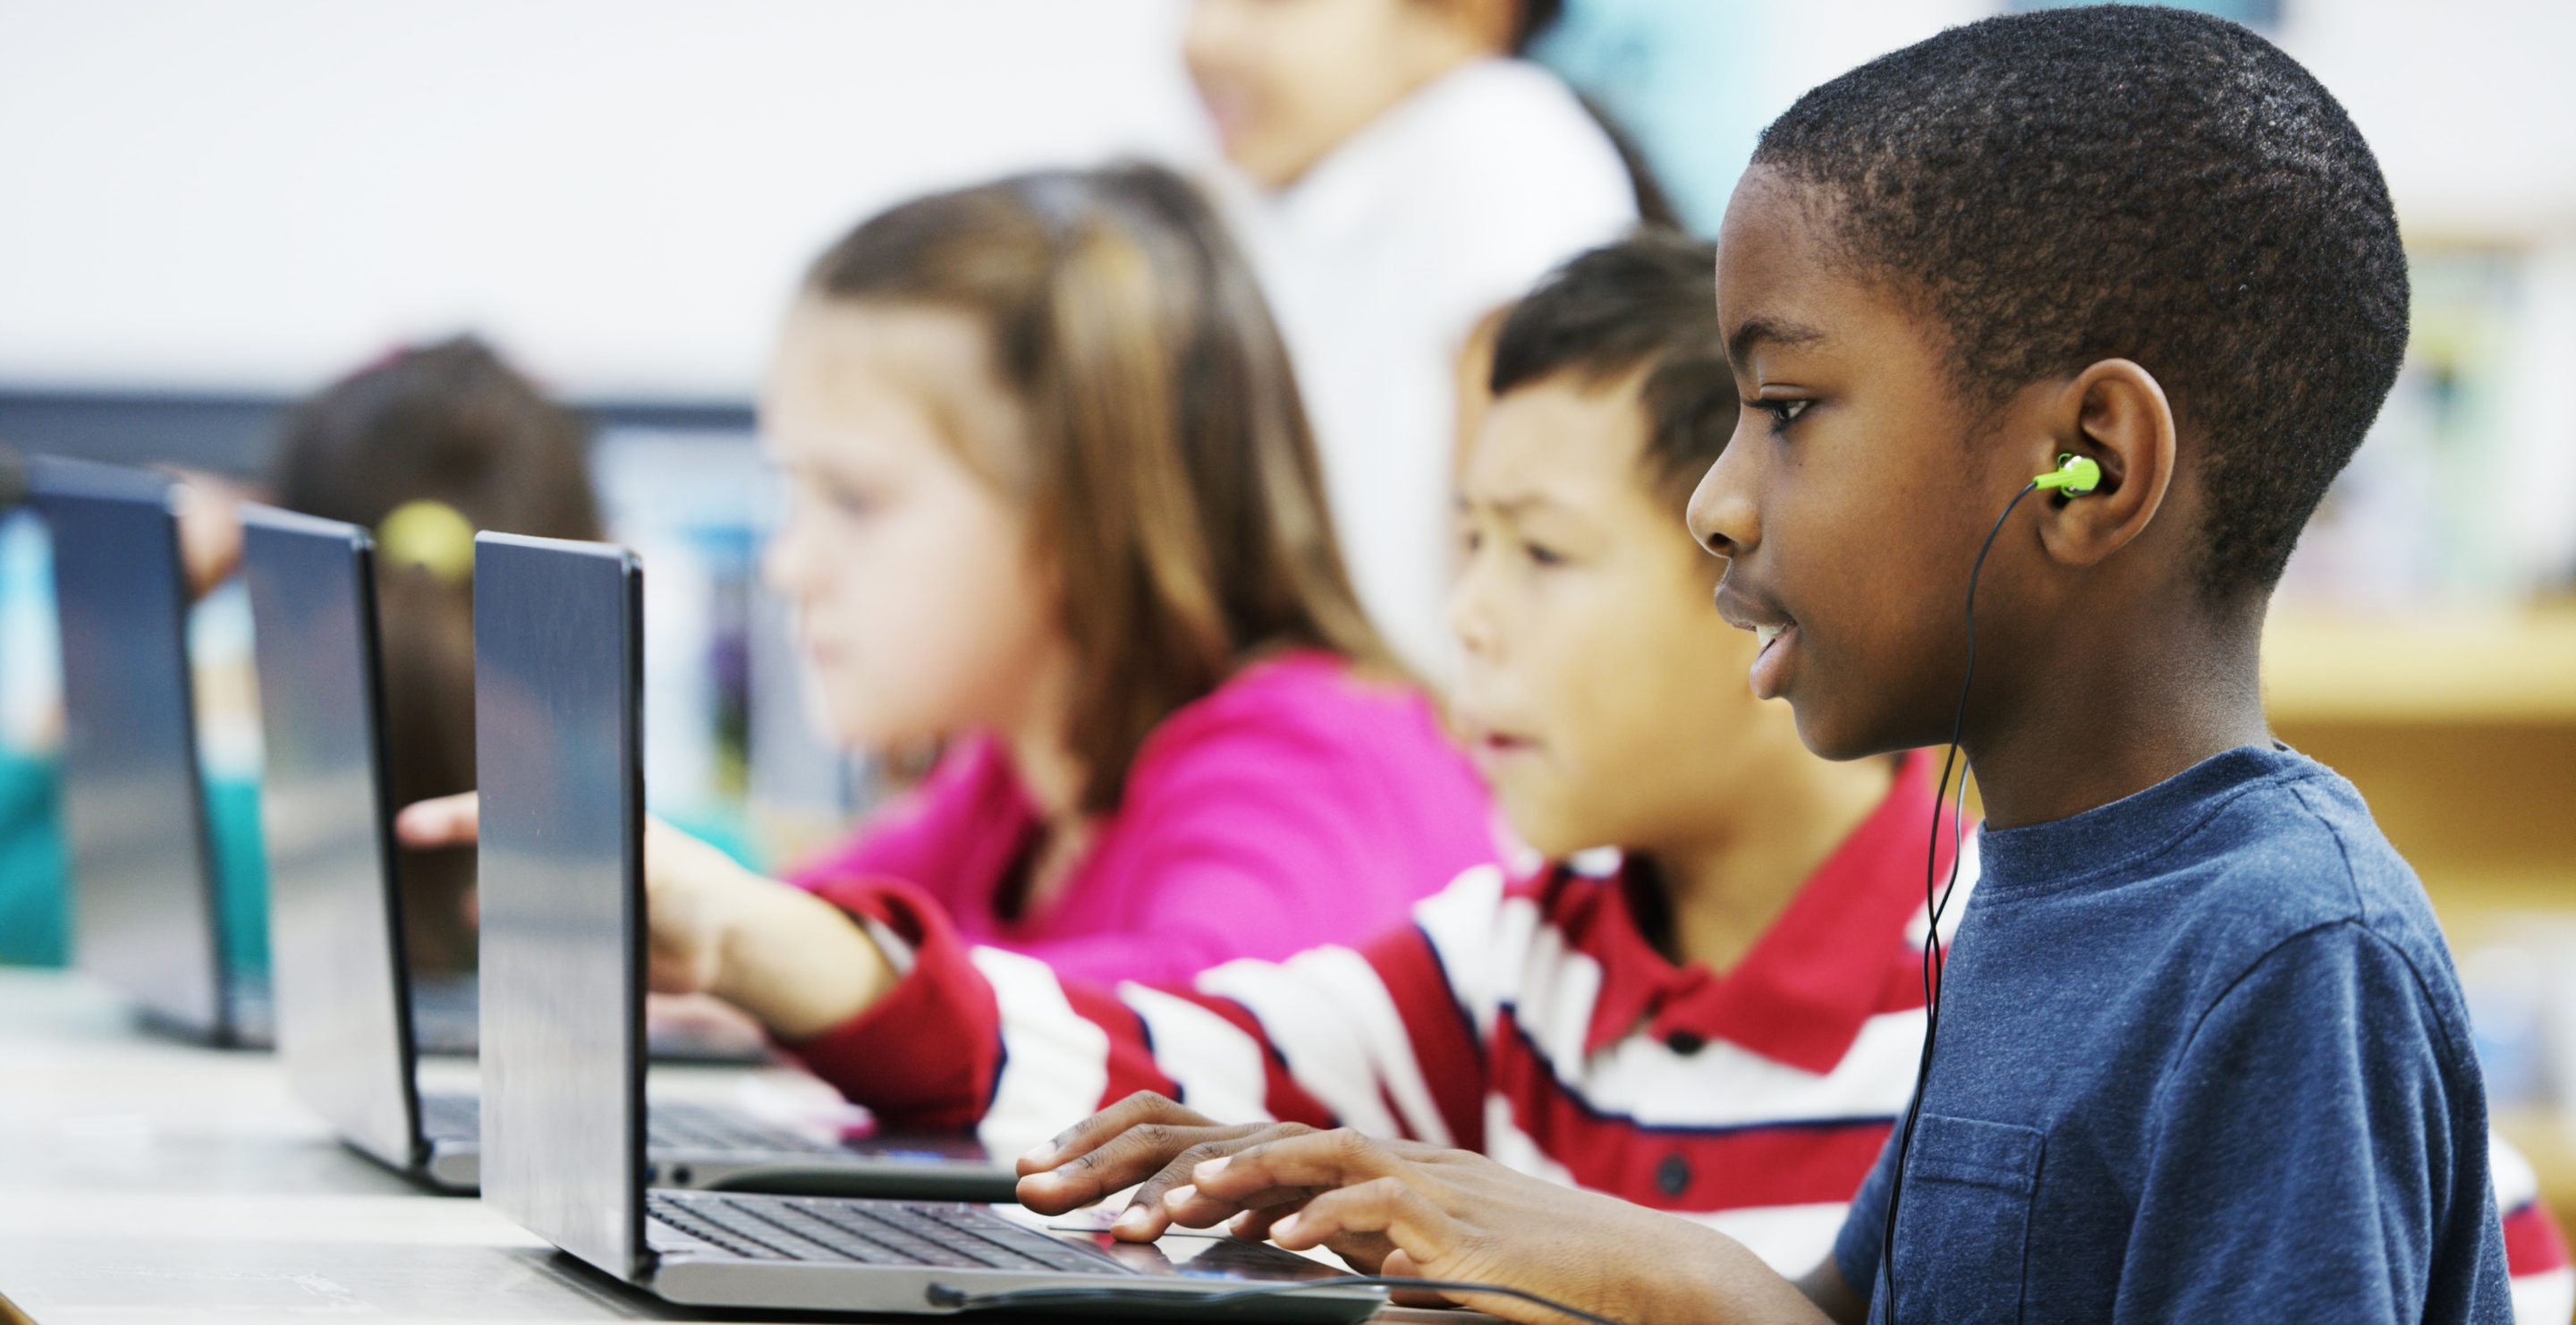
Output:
[0, 970, 1473, 1324]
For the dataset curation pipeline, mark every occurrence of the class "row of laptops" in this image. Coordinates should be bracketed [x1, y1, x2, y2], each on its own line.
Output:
[28, 457, 1378, 1320]
[36, 454, 643, 1059]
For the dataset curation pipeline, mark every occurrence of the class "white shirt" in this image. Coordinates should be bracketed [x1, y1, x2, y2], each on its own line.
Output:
[1216, 59, 1638, 678]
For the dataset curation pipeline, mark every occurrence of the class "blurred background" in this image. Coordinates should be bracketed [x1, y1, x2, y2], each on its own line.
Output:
[1, 0, 2571, 1249]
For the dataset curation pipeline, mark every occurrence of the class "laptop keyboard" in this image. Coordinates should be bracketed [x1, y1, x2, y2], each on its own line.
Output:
[419, 1093, 840, 1155]
[644, 1103, 843, 1154]
[648, 1193, 1125, 1276]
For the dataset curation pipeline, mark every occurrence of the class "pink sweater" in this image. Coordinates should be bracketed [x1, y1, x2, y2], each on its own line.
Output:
[790, 651, 1499, 985]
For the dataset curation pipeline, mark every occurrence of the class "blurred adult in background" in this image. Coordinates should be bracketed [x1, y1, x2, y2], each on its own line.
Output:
[1185, 0, 1648, 675]
[271, 336, 604, 972]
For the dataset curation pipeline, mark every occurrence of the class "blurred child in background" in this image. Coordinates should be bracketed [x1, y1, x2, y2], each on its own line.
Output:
[402, 162, 1497, 987]
[273, 337, 605, 971]
[1183, 0, 1651, 674]
[0, 338, 597, 974]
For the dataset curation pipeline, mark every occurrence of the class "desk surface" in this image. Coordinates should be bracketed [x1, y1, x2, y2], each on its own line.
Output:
[0, 970, 1468, 1325]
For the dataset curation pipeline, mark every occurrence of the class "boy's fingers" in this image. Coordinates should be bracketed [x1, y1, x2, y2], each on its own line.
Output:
[1160, 1176, 1318, 1229]
[1017, 1091, 1213, 1175]
[1378, 1249, 1455, 1309]
[1227, 1203, 1298, 1242]
[1267, 1176, 1445, 1257]
[1018, 1127, 1253, 1216]
[394, 793, 480, 847]
[1191, 1127, 1408, 1201]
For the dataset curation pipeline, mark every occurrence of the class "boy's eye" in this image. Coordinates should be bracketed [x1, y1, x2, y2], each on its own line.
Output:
[1522, 540, 1564, 567]
[1758, 398, 1812, 431]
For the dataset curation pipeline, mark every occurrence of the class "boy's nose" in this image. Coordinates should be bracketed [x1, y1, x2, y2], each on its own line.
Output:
[1686, 446, 1756, 561]
[1445, 563, 1496, 659]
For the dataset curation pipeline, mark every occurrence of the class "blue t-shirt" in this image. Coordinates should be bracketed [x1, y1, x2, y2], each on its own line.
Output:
[1834, 744, 2510, 1322]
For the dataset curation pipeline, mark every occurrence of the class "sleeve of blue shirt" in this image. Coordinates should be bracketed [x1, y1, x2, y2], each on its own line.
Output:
[2116, 922, 2506, 1322]
[1832, 921, 2511, 1322]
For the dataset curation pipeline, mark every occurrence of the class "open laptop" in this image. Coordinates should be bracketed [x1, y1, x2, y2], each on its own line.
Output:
[30, 456, 268, 1048]
[236, 506, 775, 1065]
[448, 529, 1016, 1202]
[242, 510, 998, 1198]
[475, 530, 1377, 1319]
[239, 505, 487, 1065]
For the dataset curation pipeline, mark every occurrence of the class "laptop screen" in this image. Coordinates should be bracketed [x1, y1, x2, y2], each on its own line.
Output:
[30, 458, 226, 1034]
[239, 506, 419, 1171]
[473, 531, 646, 1278]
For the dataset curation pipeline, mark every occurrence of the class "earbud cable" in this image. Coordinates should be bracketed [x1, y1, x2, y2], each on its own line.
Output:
[1879, 478, 2040, 1324]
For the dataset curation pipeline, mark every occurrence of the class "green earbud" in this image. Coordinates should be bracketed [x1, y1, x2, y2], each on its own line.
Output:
[2032, 453, 2101, 496]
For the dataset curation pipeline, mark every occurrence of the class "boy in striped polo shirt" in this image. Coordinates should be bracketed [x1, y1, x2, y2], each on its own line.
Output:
[767, 229, 1950, 1275]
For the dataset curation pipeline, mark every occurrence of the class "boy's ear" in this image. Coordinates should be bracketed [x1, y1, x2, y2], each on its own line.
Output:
[2033, 358, 2176, 572]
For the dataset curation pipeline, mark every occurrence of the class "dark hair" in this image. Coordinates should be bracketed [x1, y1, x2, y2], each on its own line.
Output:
[269, 336, 602, 969]
[1489, 228, 1737, 503]
[803, 163, 1393, 816]
[1751, 4, 2407, 601]
[1509, 0, 1563, 53]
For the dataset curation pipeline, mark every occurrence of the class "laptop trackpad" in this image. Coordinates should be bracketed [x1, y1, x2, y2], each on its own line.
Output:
[1052, 1228, 1352, 1283]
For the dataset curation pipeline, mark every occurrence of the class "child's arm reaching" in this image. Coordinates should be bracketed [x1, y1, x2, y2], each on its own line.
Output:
[1015, 1092, 1852, 1325]
[401, 790, 1509, 1151]
[782, 862, 1513, 1153]
[394, 792, 894, 1036]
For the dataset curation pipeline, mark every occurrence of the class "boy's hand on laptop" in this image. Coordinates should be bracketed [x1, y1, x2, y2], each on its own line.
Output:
[395, 793, 897, 1039]
[1015, 1091, 1813, 1325]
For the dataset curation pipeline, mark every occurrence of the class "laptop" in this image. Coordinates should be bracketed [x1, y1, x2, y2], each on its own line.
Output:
[450, 529, 1017, 1201]
[30, 457, 268, 1048]
[241, 510, 999, 1198]
[475, 530, 1377, 1319]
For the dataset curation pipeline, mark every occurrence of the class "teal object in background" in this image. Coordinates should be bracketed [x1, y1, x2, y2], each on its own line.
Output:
[206, 770, 270, 976]
[1531, 0, 1767, 235]
[0, 509, 269, 973]
[0, 749, 270, 975]
[0, 749, 69, 965]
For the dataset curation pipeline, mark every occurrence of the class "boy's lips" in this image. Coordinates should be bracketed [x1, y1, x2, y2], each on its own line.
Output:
[1460, 724, 1541, 771]
[1713, 581, 1799, 701]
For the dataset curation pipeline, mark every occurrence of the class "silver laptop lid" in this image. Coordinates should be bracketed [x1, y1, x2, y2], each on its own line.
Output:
[474, 531, 646, 1278]
[239, 505, 419, 1170]
[28, 457, 228, 1036]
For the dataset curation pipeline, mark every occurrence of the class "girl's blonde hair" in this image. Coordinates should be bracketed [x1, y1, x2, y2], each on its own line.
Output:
[804, 163, 1393, 814]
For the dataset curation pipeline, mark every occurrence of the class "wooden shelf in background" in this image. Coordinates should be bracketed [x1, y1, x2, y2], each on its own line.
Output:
[2263, 605, 2576, 726]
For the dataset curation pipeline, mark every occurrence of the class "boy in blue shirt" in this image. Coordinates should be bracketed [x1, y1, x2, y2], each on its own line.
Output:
[1014, 6, 2516, 1321]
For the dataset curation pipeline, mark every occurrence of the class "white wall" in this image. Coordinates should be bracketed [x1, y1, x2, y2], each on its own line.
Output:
[0, 0, 1205, 398]
[2284, 0, 2576, 242]
[3, 1, 2570, 398]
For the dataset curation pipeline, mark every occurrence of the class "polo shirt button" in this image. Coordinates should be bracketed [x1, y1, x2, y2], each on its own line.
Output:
[1664, 1030, 1707, 1055]
[1656, 1152, 1693, 1198]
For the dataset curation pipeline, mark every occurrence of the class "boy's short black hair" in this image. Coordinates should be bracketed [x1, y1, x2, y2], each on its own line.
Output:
[1489, 228, 1738, 502]
[1751, 4, 2409, 600]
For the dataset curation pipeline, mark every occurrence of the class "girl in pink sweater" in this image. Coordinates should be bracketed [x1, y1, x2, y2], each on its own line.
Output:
[402, 163, 1495, 996]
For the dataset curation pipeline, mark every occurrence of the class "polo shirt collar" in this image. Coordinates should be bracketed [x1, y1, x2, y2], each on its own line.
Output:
[1580, 751, 1946, 1074]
